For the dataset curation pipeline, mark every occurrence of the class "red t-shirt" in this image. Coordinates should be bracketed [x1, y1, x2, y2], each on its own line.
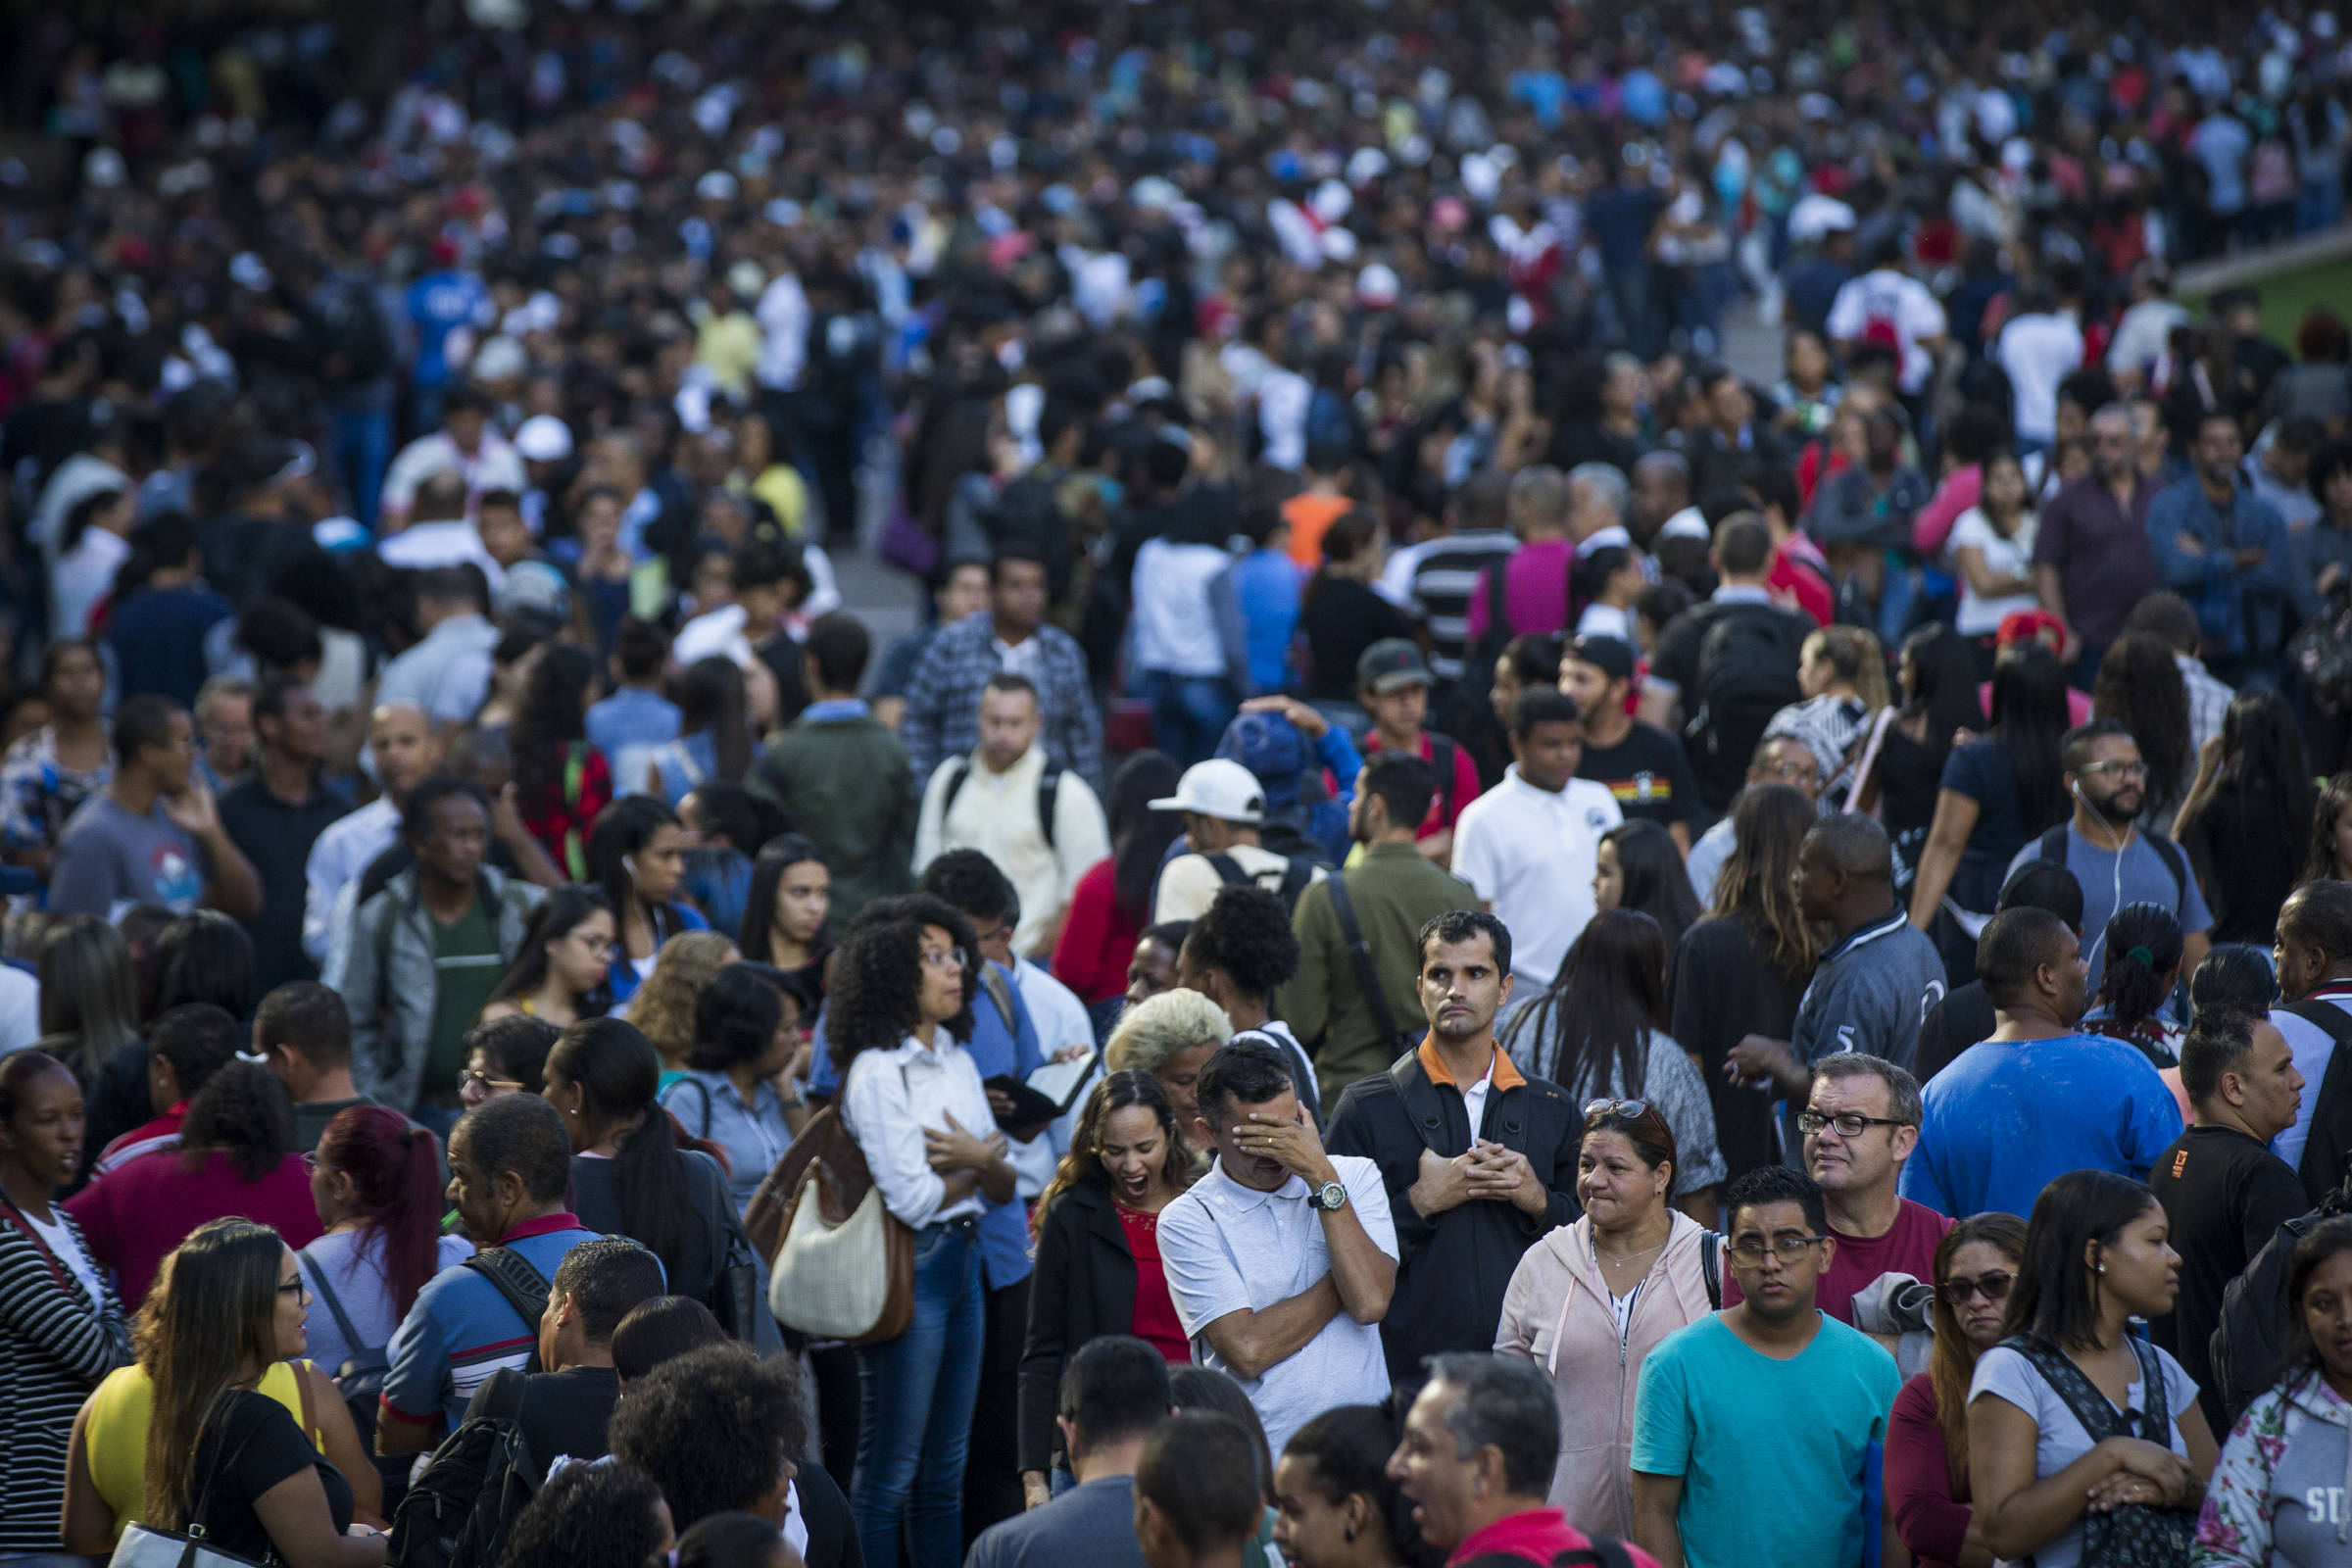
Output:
[1447, 1507, 1665, 1567]
[1050, 858, 1138, 1004]
[66, 1147, 326, 1307]
[1722, 1197, 1953, 1324]
[1362, 731, 1484, 840]
[1117, 1202, 1193, 1365]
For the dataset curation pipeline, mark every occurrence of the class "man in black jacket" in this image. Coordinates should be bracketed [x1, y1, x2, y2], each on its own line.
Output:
[1324, 909, 1582, 1387]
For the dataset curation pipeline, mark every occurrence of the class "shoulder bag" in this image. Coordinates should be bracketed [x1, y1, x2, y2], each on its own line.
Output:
[2001, 1335, 2193, 1567]
[758, 1100, 914, 1345]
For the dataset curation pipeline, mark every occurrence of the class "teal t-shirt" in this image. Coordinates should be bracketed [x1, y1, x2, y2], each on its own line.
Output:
[1630, 1311, 1900, 1568]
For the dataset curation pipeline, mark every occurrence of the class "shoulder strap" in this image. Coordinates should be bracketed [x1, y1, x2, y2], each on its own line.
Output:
[1207, 854, 1249, 887]
[1326, 871, 1408, 1051]
[2284, 998, 2352, 1046]
[298, 1248, 369, 1358]
[941, 757, 972, 820]
[2037, 823, 2071, 868]
[292, 1356, 319, 1446]
[2001, 1335, 2132, 1441]
[671, 1076, 717, 1141]
[464, 1246, 556, 1335]
[2129, 1336, 2169, 1437]
[1038, 763, 1061, 852]
[562, 743, 590, 882]
[1428, 734, 1457, 820]
[0, 1193, 75, 1299]
[2141, 831, 2187, 903]
[1485, 557, 1509, 638]
[1700, 1230, 1722, 1310]
[1279, 857, 1314, 902]
[1386, 1051, 1449, 1154]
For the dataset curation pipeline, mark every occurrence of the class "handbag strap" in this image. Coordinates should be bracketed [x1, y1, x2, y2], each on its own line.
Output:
[182, 1391, 267, 1545]
[1327, 871, 1410, 1050]
[296, 1248, 369, 1360]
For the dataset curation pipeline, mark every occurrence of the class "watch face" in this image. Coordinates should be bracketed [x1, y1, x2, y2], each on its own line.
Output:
[1318, 1181, 1346, 1209]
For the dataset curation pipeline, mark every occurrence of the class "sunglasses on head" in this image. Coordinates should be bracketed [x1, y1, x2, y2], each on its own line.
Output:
[1583, 1099, 1649, 1125]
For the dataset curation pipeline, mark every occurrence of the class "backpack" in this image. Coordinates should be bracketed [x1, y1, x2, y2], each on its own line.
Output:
[942, 757, 1063, 851]
[1999, 1335, 2192, 1566]
[318, 276, 393, 386]
[2033, 823, 2188, 908]
[2283, 998, 2352, 1205]
[2209, 1176, 2352, 1429]
[1207, 851, 1316, 914]
[459, 1246, 555, 1376]
[387, 1371, 537, 1568]
[1682, 608, 1805, 808]
[296, 1247, 391, 1451]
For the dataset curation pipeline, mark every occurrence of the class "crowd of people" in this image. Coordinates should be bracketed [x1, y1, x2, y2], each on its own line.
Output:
[14, 1, 2352, 1567]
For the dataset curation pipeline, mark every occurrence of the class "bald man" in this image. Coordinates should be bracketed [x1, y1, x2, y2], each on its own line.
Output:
[1727, 815, 1947, 1153]
[302, 702, 440, 966]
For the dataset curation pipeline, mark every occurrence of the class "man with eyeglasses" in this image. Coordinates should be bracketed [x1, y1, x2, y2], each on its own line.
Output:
[2148, 1006, 2306, 1436]
[1719, 1054, 1949, 1327]
[2006, 719, 2210, 996]
[1630, 1165, 1902, 1568]
[2032, 403, 2157, 682]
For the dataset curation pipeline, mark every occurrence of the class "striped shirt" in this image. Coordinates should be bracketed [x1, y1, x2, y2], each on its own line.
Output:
[1405, 530, 1519, 681]
[0, 1198, 126, 1551]
[381, 1213, 599, 1432]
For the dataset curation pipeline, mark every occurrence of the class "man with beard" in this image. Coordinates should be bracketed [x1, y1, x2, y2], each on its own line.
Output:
[1902, 906, 2182, 1217]
[2007, 719, 2211, 995]
[1325, 910, 1582, 1386]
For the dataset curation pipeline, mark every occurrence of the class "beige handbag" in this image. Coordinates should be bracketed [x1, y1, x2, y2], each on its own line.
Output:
[758, 1103, 914, 1345]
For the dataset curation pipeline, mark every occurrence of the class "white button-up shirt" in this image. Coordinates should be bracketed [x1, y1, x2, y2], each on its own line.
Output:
[1450, 765, 1622, 987]
[838, 1033, 996, 1230]
[912, 745, 1109, 956]
[1157, 1152, 1397, 1457]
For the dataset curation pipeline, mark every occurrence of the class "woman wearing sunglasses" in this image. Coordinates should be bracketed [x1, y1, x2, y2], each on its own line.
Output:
[1494, 1100, 1718, 1537]
[1884, 1212, 2027, 1568]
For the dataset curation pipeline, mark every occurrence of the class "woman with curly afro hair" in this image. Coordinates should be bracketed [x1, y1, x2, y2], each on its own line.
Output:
[1175, 883, 1319, 1119]
[824, 893, 1014, 1568]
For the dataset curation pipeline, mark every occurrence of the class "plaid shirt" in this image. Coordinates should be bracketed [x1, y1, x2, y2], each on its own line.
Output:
[900, 612, 1103, 795]
[2176, 653, 2232, 758]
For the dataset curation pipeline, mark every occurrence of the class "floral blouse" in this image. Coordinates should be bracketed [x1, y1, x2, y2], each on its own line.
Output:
[2194, 1368, 2352, 1567]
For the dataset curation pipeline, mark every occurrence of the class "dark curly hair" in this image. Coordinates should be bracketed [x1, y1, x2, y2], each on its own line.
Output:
[825, 894, 978, 1069]
[178, 1060, 296, 1181]
[499, 1459, 671, 1568]
[2089, 631, 2191, 823]
[607, 1345, 808, 1531]
[1183, 885, 1300, 1004]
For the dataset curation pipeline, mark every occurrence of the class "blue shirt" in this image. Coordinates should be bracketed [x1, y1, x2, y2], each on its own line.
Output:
[2145, 478, 2303, 662]
[1785, 907, 1947, 1159]
[661, 1069, 792, 1215]
[607, 903, 710, 1007]
[682, 846, 754, 942]
[585, 688, 682, 770]
[107, 586, 234, 710]
[2005, 826, 2213, 995]
[406, 270, 489, 389]
[1230, 550, 1304, 695]
[380, 1214, 604, 1431]
[809, 959, 1040, 1287]
[1631, 1312, 1900, 1568]
[1900, 1033, 2184, 1218]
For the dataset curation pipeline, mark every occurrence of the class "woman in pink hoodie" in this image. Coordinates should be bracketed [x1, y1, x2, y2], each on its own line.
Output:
[1492, 1102, 1720, 1537]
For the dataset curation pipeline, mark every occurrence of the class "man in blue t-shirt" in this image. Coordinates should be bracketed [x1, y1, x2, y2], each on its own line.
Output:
[1630, 1166, 1902, 1568]
[1901, 906, 2182, 1218]
[2006, 718, 2212, 994]
[379, 1095, 603, 1450]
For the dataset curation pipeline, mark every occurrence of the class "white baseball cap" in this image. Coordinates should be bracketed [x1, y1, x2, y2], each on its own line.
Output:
[514, 415, 573, 463]
[1150, 760, 1266, 824]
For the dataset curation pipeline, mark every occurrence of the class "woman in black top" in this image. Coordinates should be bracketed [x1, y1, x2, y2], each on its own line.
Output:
[0, 1052, 125, 1559]
[118, 1218, 381, 1567]
[1018, 1071, 1200, 1504]
[1668, 785, 1822, 1183]
[2175, 687, 2315, 944]
[1593, 819, 1702, 956]
[1854, 624, 1984, 882]
[541, 1018, 781, 1351]
[1298, 510, 1415, 705]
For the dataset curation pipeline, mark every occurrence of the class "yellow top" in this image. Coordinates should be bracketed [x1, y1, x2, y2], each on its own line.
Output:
[82, 1360, 318, 1541]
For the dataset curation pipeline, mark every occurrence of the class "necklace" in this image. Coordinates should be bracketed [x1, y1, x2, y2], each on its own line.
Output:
[1593, 1238, 1667, 1266]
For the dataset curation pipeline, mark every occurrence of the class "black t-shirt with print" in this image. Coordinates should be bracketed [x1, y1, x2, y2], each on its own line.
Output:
[1576, 722, 1701, 828]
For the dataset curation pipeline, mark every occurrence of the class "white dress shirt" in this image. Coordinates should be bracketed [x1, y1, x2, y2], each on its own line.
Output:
[839, 1033, 996, 1229]
[303, 797, 401, 966]
[913, 746, 1109, 956]
[1157, 1152, 1397, 1457]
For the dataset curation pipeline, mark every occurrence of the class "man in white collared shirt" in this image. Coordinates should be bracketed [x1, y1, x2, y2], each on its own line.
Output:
[1450, 687, 1622, 1020]
[1157, 1039, 1398, 1456]
[912, 673, 1108, 959]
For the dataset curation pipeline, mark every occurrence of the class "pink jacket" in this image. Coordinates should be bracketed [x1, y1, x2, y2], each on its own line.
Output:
[1494, 1211, 1718, 1538]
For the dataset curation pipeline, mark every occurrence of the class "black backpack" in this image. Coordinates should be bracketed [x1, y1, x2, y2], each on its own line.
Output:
[1207, 851, 1316, 914]
[2281, 998, 2352, 1205]
[2209, 1174, 2352, 1429]
[941, 757, 1064, 850]
[296, 1245, 397, 1483]
[1683, 608, 1805, 810]
[387, 1371, 538, 1568]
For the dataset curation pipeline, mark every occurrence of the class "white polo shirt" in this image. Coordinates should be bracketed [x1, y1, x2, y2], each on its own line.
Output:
[1449, 766, 1622, 988]
[1157, 1152, 1396, 1457]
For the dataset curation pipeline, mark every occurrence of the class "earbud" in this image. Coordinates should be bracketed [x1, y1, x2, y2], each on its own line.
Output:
[622, 855, 637, 878]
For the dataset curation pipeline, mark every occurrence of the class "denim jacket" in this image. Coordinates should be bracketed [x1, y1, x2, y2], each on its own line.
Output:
[2146, 477, 2307, 663]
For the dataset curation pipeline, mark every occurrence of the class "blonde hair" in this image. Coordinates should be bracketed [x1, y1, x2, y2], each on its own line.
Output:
[1105, 988, 1233, 1075]
[1804, 625, 1890, 712]
[627, 931, 738, 1068]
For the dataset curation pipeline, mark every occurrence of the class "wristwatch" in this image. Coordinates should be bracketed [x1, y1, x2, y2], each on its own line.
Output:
[1313, 1179, 1349, 1212]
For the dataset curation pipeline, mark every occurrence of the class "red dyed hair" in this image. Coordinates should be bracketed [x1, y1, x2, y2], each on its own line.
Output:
[316, 1106, 444, 1319]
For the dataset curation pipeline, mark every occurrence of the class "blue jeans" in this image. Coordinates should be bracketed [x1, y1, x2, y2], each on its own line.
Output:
[1138, 670, 1236, 769]
[853, 1217, 984, 1568]
[327, 400, 393, 531]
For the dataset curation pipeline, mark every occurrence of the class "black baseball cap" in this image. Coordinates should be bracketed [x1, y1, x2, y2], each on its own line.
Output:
[1566, 634, 1638, 683]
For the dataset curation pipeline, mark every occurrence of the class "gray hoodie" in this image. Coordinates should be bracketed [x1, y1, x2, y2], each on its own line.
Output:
[2197, 1366, 2352, 1566]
